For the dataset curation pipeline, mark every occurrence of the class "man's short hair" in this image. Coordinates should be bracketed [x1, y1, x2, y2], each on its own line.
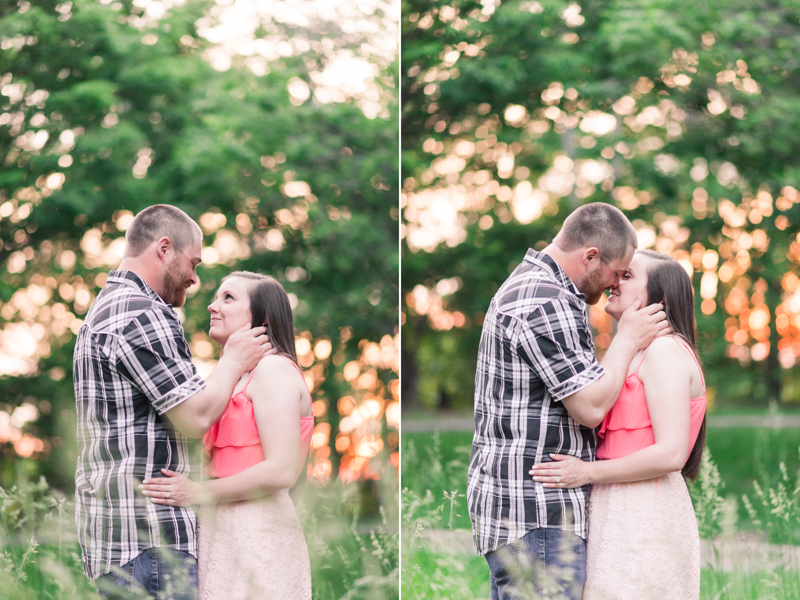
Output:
[555, 202, 638, 262]
[124, 205, 201, 258]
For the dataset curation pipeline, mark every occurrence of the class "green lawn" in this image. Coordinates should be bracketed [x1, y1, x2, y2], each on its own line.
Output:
[1, 475, 399, 600]
[402, 428, 800, 599]
[401, 427, 800, 531]
[403, 548, 488, 600]
[401, 431, 474, 530]
[403, 547, 800, 600]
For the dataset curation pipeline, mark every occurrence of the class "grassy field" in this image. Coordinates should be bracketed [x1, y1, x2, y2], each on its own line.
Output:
[401, 428, 800, 599]
[402, 427, 800, 530]
[0, 471, 399, 600]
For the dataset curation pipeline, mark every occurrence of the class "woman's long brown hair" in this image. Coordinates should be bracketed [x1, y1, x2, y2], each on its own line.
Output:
[638, 250, 706, 481]
[221, 271, 298, 366]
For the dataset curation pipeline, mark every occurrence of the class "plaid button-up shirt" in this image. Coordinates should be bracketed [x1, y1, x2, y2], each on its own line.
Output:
[467, 249, 605, 555]
[74, 270, 205, 580]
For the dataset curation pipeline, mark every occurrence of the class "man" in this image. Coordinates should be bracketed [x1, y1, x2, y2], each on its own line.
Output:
[74, 205, 271, 599]
[466, 202, 670, 599]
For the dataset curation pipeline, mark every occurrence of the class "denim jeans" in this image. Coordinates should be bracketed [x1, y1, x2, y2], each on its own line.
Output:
[485, 528, 586, 600]
[95, 547, 198, 600]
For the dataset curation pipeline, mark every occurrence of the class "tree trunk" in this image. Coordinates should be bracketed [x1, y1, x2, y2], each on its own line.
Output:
[765, 276, 783, 404]
[400, 317, 424, 412]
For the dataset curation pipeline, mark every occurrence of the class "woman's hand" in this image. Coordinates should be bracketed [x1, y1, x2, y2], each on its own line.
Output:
[529, 454, 592, 488]
[141, 468, 201, 507]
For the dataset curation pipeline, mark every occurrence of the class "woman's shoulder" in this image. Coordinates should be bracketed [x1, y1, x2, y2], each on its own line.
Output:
[247, 355, 308, 413]
[256, 353, 295, 368]
[252, 354, 301, 379]
[640, 335, 696, 373]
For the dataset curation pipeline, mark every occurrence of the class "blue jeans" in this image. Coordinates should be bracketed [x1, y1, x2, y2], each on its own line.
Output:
[485, 528, 586, 600]
[95, 547, 198, 600]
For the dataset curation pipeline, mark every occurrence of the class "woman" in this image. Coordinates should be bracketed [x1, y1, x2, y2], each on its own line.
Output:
[142, 271, 313, 599]
[529, 250, 706, 599]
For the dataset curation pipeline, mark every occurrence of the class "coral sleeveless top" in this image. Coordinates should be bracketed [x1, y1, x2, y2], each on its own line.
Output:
[596, 341, 706, 461]
[203, 357, 314, 480]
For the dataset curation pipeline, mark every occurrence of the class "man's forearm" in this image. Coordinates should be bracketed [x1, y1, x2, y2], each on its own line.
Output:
[595, 333, 639, 410]
[165, 356, 243, 437]
[562, 334, 638, 427]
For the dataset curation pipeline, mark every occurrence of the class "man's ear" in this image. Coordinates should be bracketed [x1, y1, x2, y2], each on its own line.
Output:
[155, 237, 172, 263]
[582, 247, 600, 268]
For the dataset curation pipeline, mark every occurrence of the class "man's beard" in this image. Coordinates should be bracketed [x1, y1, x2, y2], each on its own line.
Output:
[161, 257, 187, 307]
[580, 267, 607, 305]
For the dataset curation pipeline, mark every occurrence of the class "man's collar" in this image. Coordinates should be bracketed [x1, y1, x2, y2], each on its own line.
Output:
[106, 270, 166, 305]
[523, 249, 585, 300]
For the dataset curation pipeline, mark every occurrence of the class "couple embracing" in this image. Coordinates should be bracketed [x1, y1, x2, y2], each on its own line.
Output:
[468, 203, 706, 599]
[74, 205, 312, 599]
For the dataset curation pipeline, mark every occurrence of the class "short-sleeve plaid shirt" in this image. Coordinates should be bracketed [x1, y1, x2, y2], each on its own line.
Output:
[467, 249, 605, 555]
[74, 270, 206, 580]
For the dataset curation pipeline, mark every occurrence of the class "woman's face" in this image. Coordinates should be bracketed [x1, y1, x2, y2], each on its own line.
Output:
[208, 276, 253, 345]
[604, 253, 651, 320]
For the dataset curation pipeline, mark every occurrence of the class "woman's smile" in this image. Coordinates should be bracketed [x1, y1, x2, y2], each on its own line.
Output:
[207, 277, 254, 344]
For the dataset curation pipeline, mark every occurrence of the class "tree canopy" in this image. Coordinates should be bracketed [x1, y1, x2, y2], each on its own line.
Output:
[0, 0, 399, 490]
[402, 0, 800, 411]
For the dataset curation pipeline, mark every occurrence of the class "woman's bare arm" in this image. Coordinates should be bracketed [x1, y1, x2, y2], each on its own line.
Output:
[143, 355, 305, 505]
[530, 336, 696, 487]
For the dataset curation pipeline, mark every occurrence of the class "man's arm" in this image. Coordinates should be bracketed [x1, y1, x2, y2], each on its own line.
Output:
[580, 337, 692, 480]
[141, 356, 306, 507]
[116, 308, 272, 439]
[561, 296, 669, 427]
[164, 324, 272, 438]
[530, 337, 694, 487]
[560, 332, 638, 427]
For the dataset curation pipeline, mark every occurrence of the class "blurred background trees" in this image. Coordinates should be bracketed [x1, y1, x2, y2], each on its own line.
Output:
[401, 0, 800, 412]
[0, 0, 399, 495]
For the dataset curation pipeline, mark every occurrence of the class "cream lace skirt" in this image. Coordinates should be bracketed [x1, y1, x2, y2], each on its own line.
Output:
[198, 490, 312, 600]
[583, 472, 700, 600]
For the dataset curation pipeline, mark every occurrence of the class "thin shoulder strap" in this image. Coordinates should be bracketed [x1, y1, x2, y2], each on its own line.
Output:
[244, 355, 300, 389]
[281, 356, 313, 408]
[633, 349, 649, 377]
[285, 357, 303, 377]
[244, 356, 312, 407]
[241, 369, 258, 394]
[675, 340, 705, 389]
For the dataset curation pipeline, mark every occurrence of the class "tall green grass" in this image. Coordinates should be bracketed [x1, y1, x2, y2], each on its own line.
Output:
[401, 431, 800, 599]
[0, 467, 398, 600]
[403, 428, 800, 531]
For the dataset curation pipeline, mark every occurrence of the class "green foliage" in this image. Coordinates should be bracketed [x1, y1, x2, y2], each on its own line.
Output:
[742, 450, 800, 546]
[401, 432, 478, 598]
[403, 429, 800, 599]
[0, 0, 398, 594]
[0, 473, 399, 600]
[406, 426, 800, 531]
[0, 0, 398, 490]
[0, 475, 63, 535]
[402, 488, 480, 598]
[0, 478, 99, 600]
[402, 0, 800, 410]
[688, 449, 727, 539]
[700, 569, 800, 600]
[402, 432, 464, 497]
[295, 473, 399, 600]
[403, 544, 487, 600]
[705, 425, 800, 525]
